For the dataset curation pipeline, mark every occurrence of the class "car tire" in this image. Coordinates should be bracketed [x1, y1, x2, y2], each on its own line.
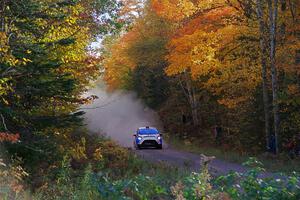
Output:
[136, 145, 141, 150]
[157, 144, 162, 149]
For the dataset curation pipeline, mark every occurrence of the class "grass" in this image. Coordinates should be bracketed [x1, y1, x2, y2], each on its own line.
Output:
[121, 151, 191, 181]
[166, 134, 300, 174]
[5, 134, 300, 199]
[32, 151, 191, 200]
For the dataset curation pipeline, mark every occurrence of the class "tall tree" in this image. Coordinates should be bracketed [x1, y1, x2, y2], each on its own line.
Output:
[256, 0, 271, 150]
[0, 0, 120, 178]
[267, 0, 280, 154]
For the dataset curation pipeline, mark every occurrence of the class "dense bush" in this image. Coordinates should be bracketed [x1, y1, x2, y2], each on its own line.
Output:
[32, 156, 300, 200]
[215, 158, 300, 200]
[2, 136, 300, 200]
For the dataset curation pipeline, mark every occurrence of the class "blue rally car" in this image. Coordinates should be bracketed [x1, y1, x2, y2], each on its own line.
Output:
[133, 126, 162, 149]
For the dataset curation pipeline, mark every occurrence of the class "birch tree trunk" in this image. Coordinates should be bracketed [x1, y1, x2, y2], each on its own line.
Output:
[267, 0, 280, 154]
[179, 71, 199, 126]
[256, 0, 271, 150]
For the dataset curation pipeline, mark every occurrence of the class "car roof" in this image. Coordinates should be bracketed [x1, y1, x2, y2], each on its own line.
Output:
[138, 126, 158, 130]
[138, 127, 159, 134]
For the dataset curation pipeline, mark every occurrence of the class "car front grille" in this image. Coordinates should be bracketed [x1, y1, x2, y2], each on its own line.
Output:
[142, 140, 158, 146]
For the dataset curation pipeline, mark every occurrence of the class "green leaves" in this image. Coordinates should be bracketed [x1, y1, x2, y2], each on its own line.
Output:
[215, 158, 300, 200]
[0, 0, 121, 190]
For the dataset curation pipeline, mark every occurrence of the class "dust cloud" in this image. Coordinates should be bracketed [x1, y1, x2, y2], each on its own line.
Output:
[82, 80, 161, 147]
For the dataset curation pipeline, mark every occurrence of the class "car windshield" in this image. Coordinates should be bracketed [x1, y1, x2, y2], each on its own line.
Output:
[138, 128, 158, 135]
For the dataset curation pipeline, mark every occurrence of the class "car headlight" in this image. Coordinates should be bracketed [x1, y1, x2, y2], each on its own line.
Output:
[157, 136, 161, 140]
[137, 136, 142, 140]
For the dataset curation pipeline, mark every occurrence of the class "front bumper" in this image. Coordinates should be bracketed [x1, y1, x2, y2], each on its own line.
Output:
[136, 136, 162, 146]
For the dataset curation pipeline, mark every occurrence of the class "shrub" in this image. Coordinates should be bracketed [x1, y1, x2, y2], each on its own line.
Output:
[0, 157, 29, 200]
[214, 158, 300, 200]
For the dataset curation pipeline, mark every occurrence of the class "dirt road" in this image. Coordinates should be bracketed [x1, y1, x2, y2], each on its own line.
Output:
[82, 84, 249, 175]
[134, 147, 248, 175]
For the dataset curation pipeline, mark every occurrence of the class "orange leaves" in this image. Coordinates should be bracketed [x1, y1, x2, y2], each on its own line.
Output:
[0, 133, 20, 143]
[151, 0, 235, 24]
[166, 30, 220, 79]
[103, 34, 137, 90]
[287, 84, 300, 96]
[161, 0, 241, 80]
[103, 4, 172, 90]
[165, 4, 239, 80]
[174, 6, 238, 39]
[207, 59, 261, 108]
[162, 0, 261, 108]
[105, 0, 268, 110]
[151, 0, 197, 21]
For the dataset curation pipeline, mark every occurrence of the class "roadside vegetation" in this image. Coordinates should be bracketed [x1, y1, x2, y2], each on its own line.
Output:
[167, 134, 300, 174]
[1, 0, 300, 199]
[2, 139, 300, 199]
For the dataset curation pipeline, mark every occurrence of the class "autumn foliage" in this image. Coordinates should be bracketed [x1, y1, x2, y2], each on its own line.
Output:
[0, 133, 19, 143]
[103, 0, 300, 153]
[0, 0, 121, 196]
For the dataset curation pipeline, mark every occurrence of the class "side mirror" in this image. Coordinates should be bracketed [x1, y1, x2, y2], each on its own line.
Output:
[159, 133, 163, 136]
[133, 134, 136, 137]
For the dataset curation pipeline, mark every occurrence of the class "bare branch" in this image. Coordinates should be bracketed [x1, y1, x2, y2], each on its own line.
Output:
[0, 114, 8, 132]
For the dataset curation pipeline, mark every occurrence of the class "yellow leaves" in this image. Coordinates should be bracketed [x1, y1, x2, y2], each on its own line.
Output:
[177, 0, 197, 17]
[103, 32, 138, 90]
[151, 0, 233, 23]
[163, 0, 261, 108]
[104, 0, 266, 110]
[21, 57, 32, 65]
[196, 0, 225, 10]
[166, 29, 221, 79]
[103, 3, 173, 90]
[164, 1, 242, 80]
[70, 137, 88, 161]
[0, 78, 13, 105]
[0, 32, 9, 54]
[93, 147, 103, 161]
[218, 96, 249, 109]
[66, 16, 77, 25]
[205, 44, 262, 108]
[39, 3, 96, 85]
[0, 32, 19, 67]
[151, 0, 197, 21]
[71, 3, 84, 16]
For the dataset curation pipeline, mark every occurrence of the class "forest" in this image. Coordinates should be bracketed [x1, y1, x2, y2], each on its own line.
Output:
[103, 0, 300, 155]
[1, 0, 300, 199]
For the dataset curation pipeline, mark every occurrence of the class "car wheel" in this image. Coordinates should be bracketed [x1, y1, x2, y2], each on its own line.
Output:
[157, 144, 162, 149]
[136, 145, 141, 150]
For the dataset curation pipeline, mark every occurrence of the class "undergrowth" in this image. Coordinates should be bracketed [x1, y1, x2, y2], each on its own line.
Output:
[1, 136, 300, 200]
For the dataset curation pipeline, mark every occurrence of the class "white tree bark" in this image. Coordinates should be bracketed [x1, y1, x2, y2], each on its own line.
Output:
[179, 71, 199, 126]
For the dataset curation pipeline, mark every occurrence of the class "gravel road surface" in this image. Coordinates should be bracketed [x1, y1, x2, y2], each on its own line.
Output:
[82, 86, 250, 175]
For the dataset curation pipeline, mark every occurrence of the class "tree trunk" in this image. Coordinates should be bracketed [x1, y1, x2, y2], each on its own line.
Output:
[256, 0, 271, 150]
[287, 0, 296, 24]
[267, 0, 280, 154]
[0, 0, 6, 32]
[190, 80, 199, 126]
[179, 71, 199, 126]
